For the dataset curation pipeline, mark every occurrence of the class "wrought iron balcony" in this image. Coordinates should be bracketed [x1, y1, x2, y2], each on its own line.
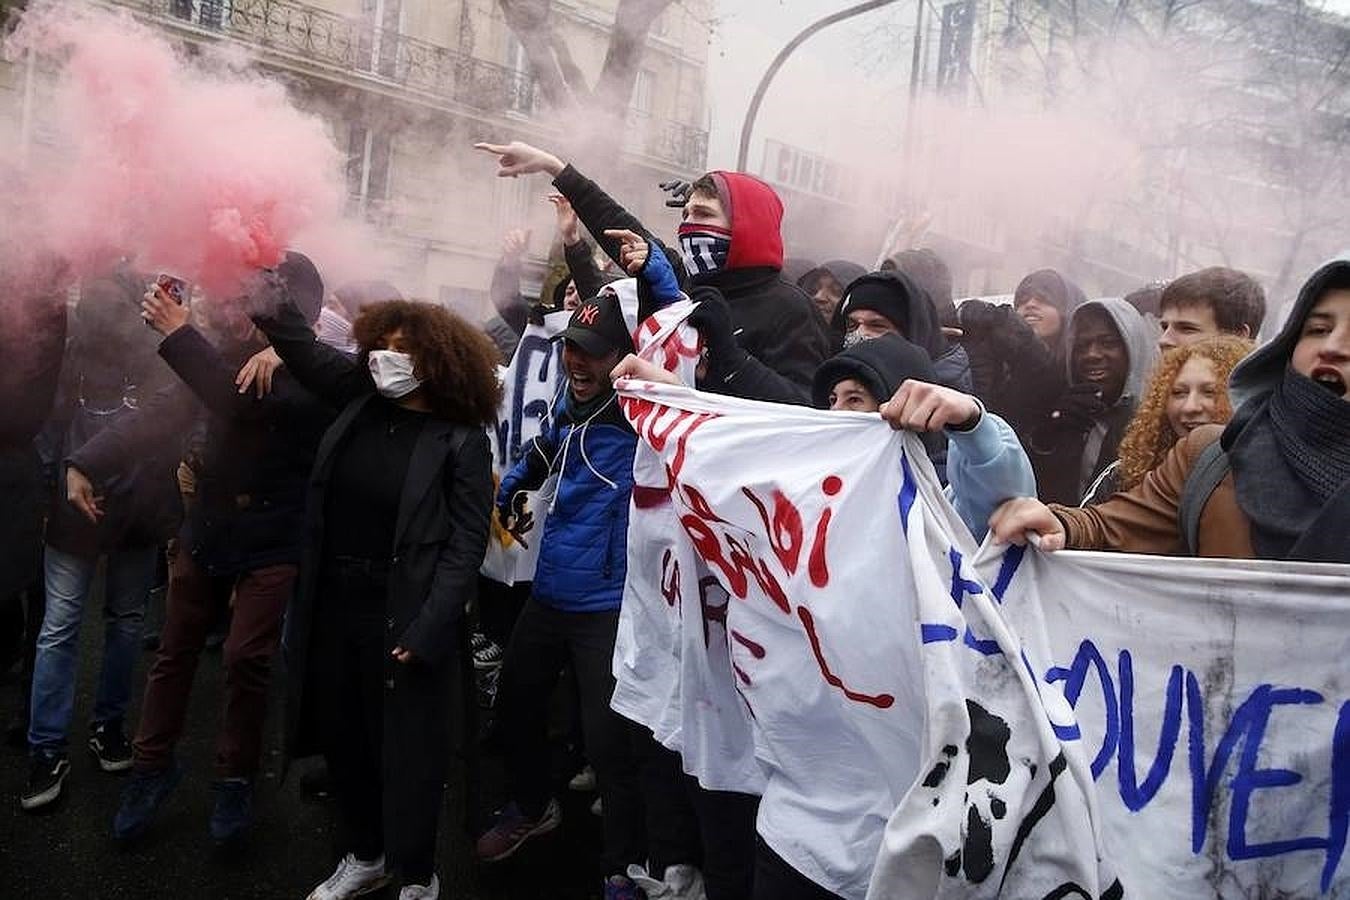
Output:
[104, 0, 707, 171]
[110, 0, 538, 118]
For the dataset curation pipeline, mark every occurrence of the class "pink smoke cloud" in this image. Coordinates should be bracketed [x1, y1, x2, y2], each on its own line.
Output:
[5, 1, 345, 298]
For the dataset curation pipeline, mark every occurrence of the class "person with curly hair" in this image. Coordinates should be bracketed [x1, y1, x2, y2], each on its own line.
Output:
[252, 288, 500, 900]
[1082, 336, 1252, 505]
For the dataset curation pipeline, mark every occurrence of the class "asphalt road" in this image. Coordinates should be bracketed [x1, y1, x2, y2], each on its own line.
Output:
[0, 594, 607, 899]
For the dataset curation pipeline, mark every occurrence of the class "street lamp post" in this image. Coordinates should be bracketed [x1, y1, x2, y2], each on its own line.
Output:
[735, 0, 905, 172]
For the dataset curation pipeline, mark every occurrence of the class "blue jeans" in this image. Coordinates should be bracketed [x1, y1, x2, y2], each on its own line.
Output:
[28, 544, 155, 756]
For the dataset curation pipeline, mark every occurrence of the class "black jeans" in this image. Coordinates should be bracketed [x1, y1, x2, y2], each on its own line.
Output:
[752, 837, 844, 900]
[496, 598, 643, 874]
[312, 558, 454, 885]
[690, 780, 760, 900]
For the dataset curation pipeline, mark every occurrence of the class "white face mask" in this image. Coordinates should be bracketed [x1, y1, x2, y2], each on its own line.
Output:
[367, 349, 423, 399]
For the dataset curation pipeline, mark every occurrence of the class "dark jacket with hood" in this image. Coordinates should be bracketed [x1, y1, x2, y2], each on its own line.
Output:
[959, 268, 1085, 438]
[552, 164, 831, 404]
[70, 254, 333, 576]
[1029, 298, 1158, 505]
[830, 270, 974, 393]
[46, 272, 182, 558]
[811, 333, 950, 480]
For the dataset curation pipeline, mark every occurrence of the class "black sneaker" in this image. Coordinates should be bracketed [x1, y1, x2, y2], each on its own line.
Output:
[21, 753, 70, 811]
[89, 721, 133, 773]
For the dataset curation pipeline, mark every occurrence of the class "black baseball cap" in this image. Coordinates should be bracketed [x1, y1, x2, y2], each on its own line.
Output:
[555, 291, 634, 357]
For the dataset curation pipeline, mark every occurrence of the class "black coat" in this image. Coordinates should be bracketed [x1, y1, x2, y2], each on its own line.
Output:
[552, 164, 831, 404]
[253, 301, 493, 763]
[68, 324, 330, 575]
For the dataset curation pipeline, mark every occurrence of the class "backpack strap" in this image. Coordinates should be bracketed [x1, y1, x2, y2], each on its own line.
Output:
[1178, 441, 1230, 556]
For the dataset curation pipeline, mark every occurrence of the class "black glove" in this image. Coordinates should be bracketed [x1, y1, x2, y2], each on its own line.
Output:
[526, 302, 547, 327]
[659, 179, 693, 208]
[1045, 383, 1107, 434]
[687, 287, 747, 379]
[957, 299, 1003, 338]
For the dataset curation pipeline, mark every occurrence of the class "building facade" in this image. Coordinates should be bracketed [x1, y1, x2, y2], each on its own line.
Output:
[0, 0, 712, 315]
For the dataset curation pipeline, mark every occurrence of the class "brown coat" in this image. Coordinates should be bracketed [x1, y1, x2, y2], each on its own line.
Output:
[1051, 424, 1254, 558]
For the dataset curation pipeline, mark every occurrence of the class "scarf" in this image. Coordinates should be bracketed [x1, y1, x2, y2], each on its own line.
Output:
[1228, 369, 1350, 560]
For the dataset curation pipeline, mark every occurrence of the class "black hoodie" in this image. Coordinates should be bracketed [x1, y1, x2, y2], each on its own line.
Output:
[1221, 257, 1350, 562]
[810, 333, 949, 480]
[830, 271, 974, 393]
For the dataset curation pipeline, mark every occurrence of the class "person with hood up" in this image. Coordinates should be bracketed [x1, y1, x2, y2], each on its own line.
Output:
[57, 255, 332, 846]
[797, 259, 867, 323]
[830, 270, 973, 393]
[957, 268, 1086, 438]
[884, 247, 959, 330]
[811, 333, 1034, 540]
[1027, 298, 1159, 505]
[473, 140, 833, 407]
[991, 256, 1350, 564]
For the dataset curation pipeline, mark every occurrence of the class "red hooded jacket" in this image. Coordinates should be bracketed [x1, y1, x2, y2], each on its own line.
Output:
[708, 171, 785, 271]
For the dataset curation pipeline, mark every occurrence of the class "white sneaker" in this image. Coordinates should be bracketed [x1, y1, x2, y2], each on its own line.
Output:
[627, 863, 707, 900]
[306, 853, 391, 900]
[399, 875, 439, 900]
[590, 795, 603, 816]
[568, 764, 597, 792]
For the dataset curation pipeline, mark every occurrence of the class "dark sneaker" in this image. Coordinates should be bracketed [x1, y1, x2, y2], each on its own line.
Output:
[209, 777, 253, 844]
[604, 874, 648, 900]
[20, 754, 70, 811]
[473, 797, 561, 862]
[89, 720, 133, 773]
[113, 762, 182, 841]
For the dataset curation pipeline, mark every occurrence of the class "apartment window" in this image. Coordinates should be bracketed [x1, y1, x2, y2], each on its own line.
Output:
[171, 0, 231, 29]
[360, 0, 403, 77]
[632, 69, 655, 116]
[347, 126, 393, 218]
[504, 34, 536, 115]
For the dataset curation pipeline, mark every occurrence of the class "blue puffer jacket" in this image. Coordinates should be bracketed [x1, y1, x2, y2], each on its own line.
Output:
[497, 393, 636, 613]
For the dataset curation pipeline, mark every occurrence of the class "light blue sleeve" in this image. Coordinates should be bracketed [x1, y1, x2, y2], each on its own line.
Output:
[943, 408, 1036, 540]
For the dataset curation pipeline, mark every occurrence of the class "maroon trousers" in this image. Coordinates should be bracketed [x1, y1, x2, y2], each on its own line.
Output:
[132, 549, 295, 778]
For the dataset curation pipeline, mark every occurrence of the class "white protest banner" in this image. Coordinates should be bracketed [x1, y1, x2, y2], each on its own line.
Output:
[482, 309, 569, 585]
[613, 380, 1350, 900]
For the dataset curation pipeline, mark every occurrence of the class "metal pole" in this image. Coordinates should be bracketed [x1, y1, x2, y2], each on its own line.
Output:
[736, 0, 902, 172]
[18, 45, 37, 169]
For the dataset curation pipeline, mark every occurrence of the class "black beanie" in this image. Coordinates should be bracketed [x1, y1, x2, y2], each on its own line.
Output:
[811, 332, 938, 409]
[278, 251, 325, 326]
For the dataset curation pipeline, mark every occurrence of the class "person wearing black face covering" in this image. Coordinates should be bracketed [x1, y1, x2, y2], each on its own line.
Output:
[829, 270, 974, 393]
[990, 257, 1350, 564]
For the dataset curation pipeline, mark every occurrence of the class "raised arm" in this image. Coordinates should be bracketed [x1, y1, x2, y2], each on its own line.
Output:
[250, 281, 372, 408]
[157, 324, 332, 425]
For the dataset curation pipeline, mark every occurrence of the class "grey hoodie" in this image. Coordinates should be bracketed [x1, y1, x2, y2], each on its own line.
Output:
[1066, 298, 1160, 495]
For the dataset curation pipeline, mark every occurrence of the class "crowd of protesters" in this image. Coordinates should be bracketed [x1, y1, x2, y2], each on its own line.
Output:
[0, 135, 1346, 900]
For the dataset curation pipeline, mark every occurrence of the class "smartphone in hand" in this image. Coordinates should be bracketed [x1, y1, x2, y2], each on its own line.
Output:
[154, 273, 189, 304]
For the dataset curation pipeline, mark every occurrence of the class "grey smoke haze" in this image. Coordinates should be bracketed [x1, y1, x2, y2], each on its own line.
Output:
[704, 0, 1350, 303]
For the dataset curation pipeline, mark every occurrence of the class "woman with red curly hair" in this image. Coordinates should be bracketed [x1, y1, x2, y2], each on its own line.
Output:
[253, 291, 502, 900]
[1082, 336, 1252, 505]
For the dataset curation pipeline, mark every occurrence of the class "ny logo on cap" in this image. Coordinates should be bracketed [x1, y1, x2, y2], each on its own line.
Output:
[578, 304, 600, 325]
